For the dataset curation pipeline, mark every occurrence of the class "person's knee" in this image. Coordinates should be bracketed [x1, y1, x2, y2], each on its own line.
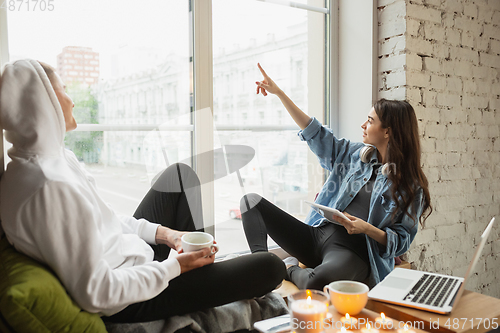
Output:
[253, 252, 286, 286]
[174, 162, 195, 176]
[175, 163, 201, 189]
[240, 193, 262, 212]
[265, 253, 286, 279]
[152, 165, 182, 192]
[151, 163, 200, 192]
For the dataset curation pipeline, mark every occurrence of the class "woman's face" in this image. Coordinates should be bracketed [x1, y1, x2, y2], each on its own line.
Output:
[50, 73, 76, 132]
[360, 107, 389, 147]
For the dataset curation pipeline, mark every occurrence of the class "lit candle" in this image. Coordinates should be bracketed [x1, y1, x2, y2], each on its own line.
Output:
[290, 294, 328, 333]
[397, 324, 417, 333]
[340, 313, 358, 329]
[361, 323, 380, 333]
[336, 326, 354, 333]
[374, 312, 394, 329]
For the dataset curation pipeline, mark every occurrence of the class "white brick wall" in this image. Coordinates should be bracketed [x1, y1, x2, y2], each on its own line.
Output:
[378, 0, 500, 298]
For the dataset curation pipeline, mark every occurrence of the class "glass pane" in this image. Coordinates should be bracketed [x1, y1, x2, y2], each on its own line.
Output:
[7, 0, 192, 216]
[213, 0, 326, 255]
[65, 130, 192, 216]
[214, 130, 312, 255]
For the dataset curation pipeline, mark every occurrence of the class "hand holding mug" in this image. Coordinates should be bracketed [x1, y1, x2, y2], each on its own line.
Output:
[181, 232, 219, 255]
[175, 232, 220, 274]
[155, 226, 187, 253]
[176, 247, 214, 274]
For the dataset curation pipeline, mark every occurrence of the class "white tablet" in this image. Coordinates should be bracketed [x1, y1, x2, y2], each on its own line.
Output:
[304, 201, 350, 225]
[253, 314, 290, 333]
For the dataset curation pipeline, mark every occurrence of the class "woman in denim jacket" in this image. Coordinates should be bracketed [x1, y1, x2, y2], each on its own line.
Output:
[241, 64, 432, 289]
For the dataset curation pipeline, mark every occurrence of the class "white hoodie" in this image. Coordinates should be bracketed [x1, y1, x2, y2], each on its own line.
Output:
[0, 59, 181, 316]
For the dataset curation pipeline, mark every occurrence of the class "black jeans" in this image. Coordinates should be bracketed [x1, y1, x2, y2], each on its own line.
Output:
[104, 164, 286, 323]
[241, 193, 370, 291]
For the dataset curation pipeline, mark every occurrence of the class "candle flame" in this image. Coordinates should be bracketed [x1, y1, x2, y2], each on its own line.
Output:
[381, 312, 385, 320]
[306, 289, 312, 297]
[345, 313, 350, 320]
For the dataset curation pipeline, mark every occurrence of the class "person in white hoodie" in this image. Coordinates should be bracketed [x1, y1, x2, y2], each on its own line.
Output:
[0, 59, 285, 323]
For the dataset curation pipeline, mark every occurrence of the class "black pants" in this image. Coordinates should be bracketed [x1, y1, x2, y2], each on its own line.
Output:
[241, 193, 370, 291]
[104, 164, 286, 323]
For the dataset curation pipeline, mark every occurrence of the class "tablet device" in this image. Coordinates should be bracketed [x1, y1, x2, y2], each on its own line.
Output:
[253, 314, 290, 333]
[304, 201, 350, 225]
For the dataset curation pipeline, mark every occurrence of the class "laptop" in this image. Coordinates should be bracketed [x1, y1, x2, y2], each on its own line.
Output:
[368, 217, 496, 314]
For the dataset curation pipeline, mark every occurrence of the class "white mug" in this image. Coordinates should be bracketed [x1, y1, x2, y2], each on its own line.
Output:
[181, 232, 219, 255]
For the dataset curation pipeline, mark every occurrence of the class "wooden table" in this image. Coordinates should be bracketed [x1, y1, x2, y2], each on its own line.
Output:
[366, 290, 500, 333]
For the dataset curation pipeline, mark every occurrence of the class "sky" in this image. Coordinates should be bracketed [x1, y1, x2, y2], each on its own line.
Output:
[5, 0, 323, 79]
[6, 0, 189, 78]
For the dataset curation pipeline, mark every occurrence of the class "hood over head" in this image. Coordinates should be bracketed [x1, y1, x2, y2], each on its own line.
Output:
[0, 59, 66, 157]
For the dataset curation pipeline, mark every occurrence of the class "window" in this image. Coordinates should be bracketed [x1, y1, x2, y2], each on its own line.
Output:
[2, 0, 334, 256]
[4, 0, 192, 216]
[211, 0, 330, 254]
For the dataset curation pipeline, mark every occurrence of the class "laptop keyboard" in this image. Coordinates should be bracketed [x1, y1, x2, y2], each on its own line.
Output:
[403, 274, 460, 308]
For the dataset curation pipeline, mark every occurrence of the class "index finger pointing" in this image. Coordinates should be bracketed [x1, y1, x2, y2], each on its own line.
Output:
[257, 63, 268, 78]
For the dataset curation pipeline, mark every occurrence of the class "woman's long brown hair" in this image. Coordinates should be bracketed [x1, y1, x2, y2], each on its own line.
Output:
[374, 99, 432, 227]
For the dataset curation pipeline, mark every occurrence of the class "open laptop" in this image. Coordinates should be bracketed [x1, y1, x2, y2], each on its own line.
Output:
[368, 217, 496, 314]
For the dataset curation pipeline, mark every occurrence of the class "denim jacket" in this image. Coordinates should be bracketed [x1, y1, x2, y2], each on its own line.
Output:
[298, 117, 425, 288]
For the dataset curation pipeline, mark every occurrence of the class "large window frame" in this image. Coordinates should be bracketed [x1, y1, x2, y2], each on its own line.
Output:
[0, 1, 383, 251]
[0, 0, 337, 241]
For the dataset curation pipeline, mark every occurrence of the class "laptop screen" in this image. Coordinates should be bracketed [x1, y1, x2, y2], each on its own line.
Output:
[452, 217, 496, 309]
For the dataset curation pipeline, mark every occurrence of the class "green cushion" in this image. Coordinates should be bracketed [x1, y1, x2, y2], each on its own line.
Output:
[0, 236, 107, 333]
